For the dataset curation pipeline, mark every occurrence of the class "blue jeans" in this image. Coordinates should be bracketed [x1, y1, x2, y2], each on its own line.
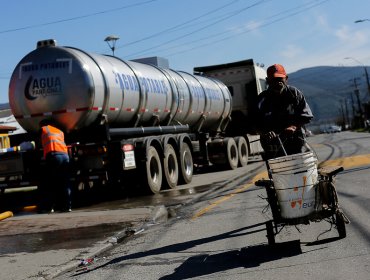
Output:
[41, 152, 72, 210]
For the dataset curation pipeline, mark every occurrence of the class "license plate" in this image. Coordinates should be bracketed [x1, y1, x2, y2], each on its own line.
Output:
[124, 151, 136, 169]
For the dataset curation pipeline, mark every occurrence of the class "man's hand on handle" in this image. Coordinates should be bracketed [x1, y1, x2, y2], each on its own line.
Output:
[284, 125, 297, 135]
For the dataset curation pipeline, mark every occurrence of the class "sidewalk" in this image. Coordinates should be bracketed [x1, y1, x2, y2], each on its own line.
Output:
[0, 206, 163, 280]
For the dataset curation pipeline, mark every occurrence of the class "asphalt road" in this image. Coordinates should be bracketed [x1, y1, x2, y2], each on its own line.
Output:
[0, 147, 265, 280]
[51, 131, 370, 280]
[1, 131, 370, 280]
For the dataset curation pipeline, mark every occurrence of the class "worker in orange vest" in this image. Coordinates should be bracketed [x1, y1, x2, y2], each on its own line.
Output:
[39, 119, 72, 213]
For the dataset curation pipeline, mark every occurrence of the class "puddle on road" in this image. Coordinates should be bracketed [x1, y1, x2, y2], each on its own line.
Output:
[0, 223, 129, 254]
[0, 180, 215, 255]
[84, 183, 214, 211]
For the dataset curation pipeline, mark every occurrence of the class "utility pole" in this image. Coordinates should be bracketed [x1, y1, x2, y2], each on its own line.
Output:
[345, 57, 370, 98]
[345, 98, 350, 128]
[349, 77, 365, 128]
[349, 91, 356, 121]
[340, 100, 346, 129]
[352, 78, 364, 116]
[364, 67, 370, 98]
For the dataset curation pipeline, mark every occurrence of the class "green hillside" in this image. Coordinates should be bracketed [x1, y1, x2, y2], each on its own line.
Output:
[289, 66, 370, 124]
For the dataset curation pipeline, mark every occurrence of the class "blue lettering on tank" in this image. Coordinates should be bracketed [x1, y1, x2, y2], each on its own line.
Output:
[149, 79, 155, 93]
[152, 79, 158, 93]
[161, 80, 167, 94]
[138, 77, 143, 91]
[122, 74, 130, 90]
[148, 79, 153, 93]
[143, 78, 147, 92]
[114, 72, 125, 95]
[131, 75, 139, 91]
[154, 80, 161, 94]
[142, 78, 150, 93]
[125, 75, 132, 90]
[127, 75, 134, 91]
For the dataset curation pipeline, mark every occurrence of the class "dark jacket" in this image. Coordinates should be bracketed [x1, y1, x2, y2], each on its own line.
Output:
[256, 84, 313, 134]
[256, 85, 313, 158]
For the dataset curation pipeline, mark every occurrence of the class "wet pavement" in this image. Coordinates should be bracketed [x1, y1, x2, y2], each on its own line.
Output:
[0, 206, 158, 280]
[0, 161, 264, 280]
[0, 184, 212, 254]
[0, 183, 217, 280]
[0, 222, 129, 254]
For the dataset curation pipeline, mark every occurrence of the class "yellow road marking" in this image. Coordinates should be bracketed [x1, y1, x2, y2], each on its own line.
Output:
[319, 154, 370, 169]
[191, 172, 268, 220]
[191, 183, 254, 220]
[191, 153, 370, 220]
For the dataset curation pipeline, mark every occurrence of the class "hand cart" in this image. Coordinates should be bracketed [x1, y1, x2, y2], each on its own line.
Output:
[255, 138, 349, 245]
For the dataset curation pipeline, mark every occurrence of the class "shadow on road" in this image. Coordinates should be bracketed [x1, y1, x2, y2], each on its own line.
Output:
[159, 240, 302, 280]
[73, 222, 301, 278]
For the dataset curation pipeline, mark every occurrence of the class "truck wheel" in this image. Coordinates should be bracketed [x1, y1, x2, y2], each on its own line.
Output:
[145, 146, 162, 194]
[163, 144, 178, 189]
[235, 136, 248, 167]
[178, 142, 193, 184]
[224, 137, 238, 170]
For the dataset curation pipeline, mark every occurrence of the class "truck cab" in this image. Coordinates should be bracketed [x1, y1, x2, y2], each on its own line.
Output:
[194, 59, 267, 135]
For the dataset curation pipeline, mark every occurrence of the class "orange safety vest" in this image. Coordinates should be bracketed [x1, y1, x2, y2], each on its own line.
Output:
[41, 125, 68, 158]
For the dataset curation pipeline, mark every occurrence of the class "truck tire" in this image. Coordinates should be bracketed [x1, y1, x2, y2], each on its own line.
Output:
[145, 145, 162, 194]
[163, 144, 179, 189]
[224, 137, 238, 170]
[178, 142, 193, 184]
[235, 136, 248, 167]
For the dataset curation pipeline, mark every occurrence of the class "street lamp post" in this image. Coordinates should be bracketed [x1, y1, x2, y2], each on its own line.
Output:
[104, 35, 120, 56]
[355, 19, 370, 23]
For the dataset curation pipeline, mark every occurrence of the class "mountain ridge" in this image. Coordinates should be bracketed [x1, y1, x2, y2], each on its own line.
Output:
[289, 65, 370, 123]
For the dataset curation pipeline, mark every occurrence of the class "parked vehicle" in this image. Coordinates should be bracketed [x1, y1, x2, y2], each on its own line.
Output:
[1, 39, 266, 196]
[324, 125, 342, 133]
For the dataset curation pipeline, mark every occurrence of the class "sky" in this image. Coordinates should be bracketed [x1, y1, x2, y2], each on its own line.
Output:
[1, 0, 370, 104]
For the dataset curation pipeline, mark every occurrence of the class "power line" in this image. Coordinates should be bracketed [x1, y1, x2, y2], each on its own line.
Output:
[0, 0, 162, 34]
[125, 0, 326, 59]
[119, 0, 241, 48]
[159, 0, 330, 59]
[124, 0, 270, 58]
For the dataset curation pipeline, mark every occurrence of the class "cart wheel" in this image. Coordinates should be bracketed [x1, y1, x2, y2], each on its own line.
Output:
[336, 212, 346, 238]
[266, 220, 275, 245]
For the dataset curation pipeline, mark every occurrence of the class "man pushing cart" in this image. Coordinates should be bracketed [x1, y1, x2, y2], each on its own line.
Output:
[254, 64, 349, 245]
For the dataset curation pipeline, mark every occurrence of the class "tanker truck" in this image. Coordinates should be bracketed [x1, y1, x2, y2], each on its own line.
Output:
[1, 39, 265, 195]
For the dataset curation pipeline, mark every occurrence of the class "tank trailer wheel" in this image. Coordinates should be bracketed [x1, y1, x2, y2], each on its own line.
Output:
[163, 144, 179, 189]
[145, 146, 163, 194]
[224, 137, 238, 170]
[235, 136, 249, 167]
[178, 142, 193, 184]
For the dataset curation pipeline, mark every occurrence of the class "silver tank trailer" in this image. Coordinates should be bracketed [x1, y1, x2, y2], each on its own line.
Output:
[9, 40, 232, 134]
